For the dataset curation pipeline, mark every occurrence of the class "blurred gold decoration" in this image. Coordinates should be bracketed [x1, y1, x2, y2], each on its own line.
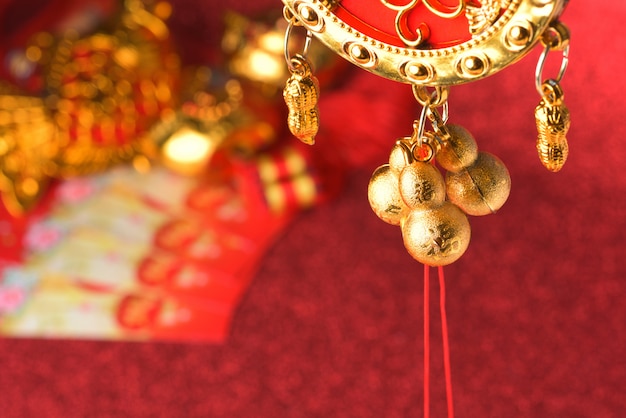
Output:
[0, 0, 182, 215]
[1, 4, 344, 216]
[0, 93, 58, 215]
[41, 1, 180, 178]
[223, 12, 288, 88]
[223, 10, 345, 92]
[149, 66, 245, 175]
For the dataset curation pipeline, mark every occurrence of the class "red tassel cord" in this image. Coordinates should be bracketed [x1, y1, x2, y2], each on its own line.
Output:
[422, 265, 455, 418]
[439, 265, 455, 418]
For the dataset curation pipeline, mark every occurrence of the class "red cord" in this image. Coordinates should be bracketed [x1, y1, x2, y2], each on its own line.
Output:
[423, 263, 430, 418]
[439, 266, 455, 418]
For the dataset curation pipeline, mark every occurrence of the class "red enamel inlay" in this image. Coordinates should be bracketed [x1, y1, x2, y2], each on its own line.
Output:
[335, 0, 483, 49]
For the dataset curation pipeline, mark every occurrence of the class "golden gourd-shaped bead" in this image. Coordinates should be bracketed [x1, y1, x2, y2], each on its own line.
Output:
[401, 201, 471, 266]
[435, 124, 478, 173]
[368, 164, 409, 226]
[445, 152, 511, 216]
[398, 161, 446, 208]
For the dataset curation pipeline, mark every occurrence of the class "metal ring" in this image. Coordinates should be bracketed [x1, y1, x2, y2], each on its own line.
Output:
[414, 96, 449, 147]
[535, 43, 569, 95]
[415, 104, 430, 147]
[284, 21, 313, 72]
[412, 84, 449, 108]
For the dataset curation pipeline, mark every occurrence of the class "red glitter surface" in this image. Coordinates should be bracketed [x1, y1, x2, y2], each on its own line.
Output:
[1, 1, 626, 417]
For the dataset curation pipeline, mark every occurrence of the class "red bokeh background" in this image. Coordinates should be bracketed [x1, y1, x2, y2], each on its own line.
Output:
[1, 0, 626, 417]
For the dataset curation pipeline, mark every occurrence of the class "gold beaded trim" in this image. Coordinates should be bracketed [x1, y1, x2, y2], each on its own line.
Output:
[281, 0, 567, 86]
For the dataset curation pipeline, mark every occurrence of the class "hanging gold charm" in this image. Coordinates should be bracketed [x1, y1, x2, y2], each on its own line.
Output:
[283, 11, 320, 145]
[535, 79, 570, 172]
[283, 55, 320, 145]
[534, 21, 570, 172]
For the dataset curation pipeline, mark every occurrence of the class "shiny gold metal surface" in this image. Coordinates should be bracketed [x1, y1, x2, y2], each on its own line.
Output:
[368, 164, 410, 226]
[283, 55, 320, 145]
[445, 151, 511, 216]
[281, 0, 567, 86]
[535, 79, 569, 172]
[401, 202, 471, 266]
[399, 161, 446, 208]
[388, 141, 413, 173]
[434, 123, 478, 172]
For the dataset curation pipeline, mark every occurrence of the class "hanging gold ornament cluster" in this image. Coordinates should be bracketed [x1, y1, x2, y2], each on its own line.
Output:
[281, 0, 571, 265]
[367, 86, 511, 266]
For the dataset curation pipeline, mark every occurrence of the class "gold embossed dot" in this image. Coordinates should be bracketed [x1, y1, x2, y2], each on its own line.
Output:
[457, 55, 489, 78]
[402, 62, 433, 82]
[300, 5, 319, 26]
[345, 43, 375, 66]
[505, 21, 534, 50]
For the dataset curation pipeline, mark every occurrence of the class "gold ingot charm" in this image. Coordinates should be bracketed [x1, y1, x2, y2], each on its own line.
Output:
[446, 152, 511, 216]
[401, 202, 471, 266]
[284, 55, 320, 145]
[535, 79, 570, 172]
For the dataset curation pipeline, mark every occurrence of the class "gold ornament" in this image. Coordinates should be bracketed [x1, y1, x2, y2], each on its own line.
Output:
[445, 152, 511, 216]
[434, 124, 478, 173]
[367, 117, 477, 265]
[534, 21, 571, 172]
[368, 164, 410, 226]
[399, 161, 446, 209]
[388, 141, 413, 173]
[365, 91, 511, 263]
[401, 202, 471, 267]
[535, 79, 570, 172]
[283, 55, 320, 145]
[282, 1, 572, 265]
[0, 94, 57, 215]
[0, 0, 183, 214]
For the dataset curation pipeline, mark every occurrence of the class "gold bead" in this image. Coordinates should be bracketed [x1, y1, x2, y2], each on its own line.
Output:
[445, 152, 511, 216]
[435, 124, 478, 172]
[401, 202, 471, 266]
[388, 141, 412, 173]
[399, 161, 446, 208]
[368, 164, 409, 226]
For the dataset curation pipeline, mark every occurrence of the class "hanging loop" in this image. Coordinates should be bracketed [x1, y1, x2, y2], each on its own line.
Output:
[412, 85, 449, 108]
[284, 20, 313, 73]
[412, 84, 450, 149]
[535, 21, 570, 95]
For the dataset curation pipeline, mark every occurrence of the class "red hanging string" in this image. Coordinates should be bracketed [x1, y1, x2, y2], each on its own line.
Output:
[423, 265, 455, 418]
[423, 263, 430, 418]
[438, 265, 455, 418]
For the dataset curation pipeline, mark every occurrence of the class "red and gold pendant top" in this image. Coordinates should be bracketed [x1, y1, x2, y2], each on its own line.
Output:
[282, 0, 568, 85]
